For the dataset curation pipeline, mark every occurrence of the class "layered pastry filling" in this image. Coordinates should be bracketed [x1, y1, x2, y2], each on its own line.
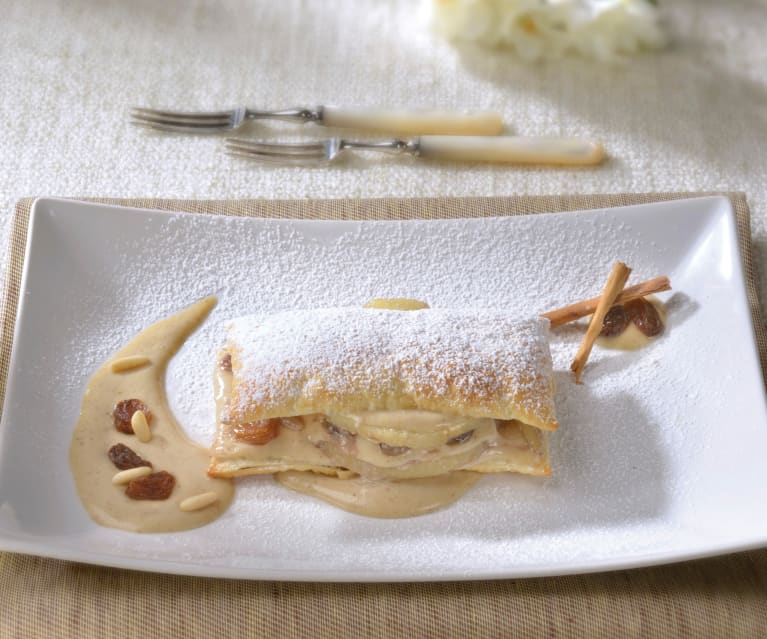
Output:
[209, 361, 550, 479]
[207, 305, 558, 492]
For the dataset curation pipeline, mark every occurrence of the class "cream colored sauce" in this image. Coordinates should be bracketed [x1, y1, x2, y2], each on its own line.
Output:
[597, 297, 666, 351]
[597, 323, 653, 350]
[213, 364, 546, 516]
[275, 471, 481, 518]
[70, 296, 547, 527]
[328, 410, 495, 448]
[69, 297, 234, 533]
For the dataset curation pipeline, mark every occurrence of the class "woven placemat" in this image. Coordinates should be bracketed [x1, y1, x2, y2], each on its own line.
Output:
[1, 193, 766, 638]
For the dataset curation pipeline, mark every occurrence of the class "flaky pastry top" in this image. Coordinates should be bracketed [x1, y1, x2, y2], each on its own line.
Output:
[223, 308, 558, 431]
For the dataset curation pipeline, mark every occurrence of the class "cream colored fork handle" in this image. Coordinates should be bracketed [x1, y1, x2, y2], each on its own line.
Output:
[417, 136, 606, 165]
[321, 106, 503, 136]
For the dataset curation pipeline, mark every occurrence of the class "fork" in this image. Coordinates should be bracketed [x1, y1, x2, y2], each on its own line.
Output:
[224, 136, 606, 166]
[130, 106, 504, 136]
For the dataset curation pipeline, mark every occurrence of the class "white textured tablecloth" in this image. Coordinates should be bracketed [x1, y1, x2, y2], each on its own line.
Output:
[2, 0, 767, 296]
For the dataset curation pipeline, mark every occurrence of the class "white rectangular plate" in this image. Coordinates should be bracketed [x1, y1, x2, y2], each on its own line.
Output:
[1, 196, 766, 581]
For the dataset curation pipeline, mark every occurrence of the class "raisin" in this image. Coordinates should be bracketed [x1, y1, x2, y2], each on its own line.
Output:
[447, 430, 474, 446]
[600, 305, 629, 337]
[219, 353, 232, 372]
[625, 298, 664, 337]
[125, 471, 175, 500]
[113, 399, 152, 434]
[326, 421, 355, 441]
[108, 443, 152, 470]
[379, 442, 410, 456]
[232, 419, 279, 445]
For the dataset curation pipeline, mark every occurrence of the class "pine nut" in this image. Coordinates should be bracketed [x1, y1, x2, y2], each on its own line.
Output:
[179, 492, 219, 512]
[110, 356, 150, 373]
[131, 410, 152, 443]
[112, 466, 152, 485]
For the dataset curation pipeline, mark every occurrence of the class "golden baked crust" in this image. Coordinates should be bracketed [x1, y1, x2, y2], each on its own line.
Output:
[224, 308, 558, 431]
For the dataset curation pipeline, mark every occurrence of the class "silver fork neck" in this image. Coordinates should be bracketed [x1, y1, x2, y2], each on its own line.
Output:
[339, 139, 420, 155]
[244, 107, 323, 123]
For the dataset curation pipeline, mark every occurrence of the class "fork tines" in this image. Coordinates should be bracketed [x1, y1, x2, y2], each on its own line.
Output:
[225, 138, 328, 165]
[130, 107, 237, 132]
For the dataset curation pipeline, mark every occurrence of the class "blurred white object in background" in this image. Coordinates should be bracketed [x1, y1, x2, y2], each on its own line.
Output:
[431, 0, 666, 61]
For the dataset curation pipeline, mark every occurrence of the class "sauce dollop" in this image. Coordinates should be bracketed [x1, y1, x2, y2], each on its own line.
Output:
[598, 297, 666, 351]
[276, 470, 481, 518]
[69, 297, 234, 533]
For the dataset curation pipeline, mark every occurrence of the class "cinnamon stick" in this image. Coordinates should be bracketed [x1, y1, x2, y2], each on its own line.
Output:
[570, 262, 632, 384]
[542, 275, 671, 329]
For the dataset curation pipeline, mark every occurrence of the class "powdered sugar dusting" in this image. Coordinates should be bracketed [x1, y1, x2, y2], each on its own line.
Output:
[13, 197, 767, 578]
[225, 309, 556, 426]
[157, 211, 664, 442]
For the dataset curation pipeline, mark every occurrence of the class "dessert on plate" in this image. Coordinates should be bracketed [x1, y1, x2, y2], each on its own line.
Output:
[208, 300, 559, 516]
